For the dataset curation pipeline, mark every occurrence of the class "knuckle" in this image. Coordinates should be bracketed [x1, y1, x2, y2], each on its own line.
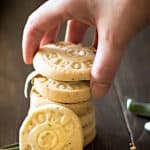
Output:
[27, 12, 36, 26]
[93, 81, 111, 89]
[25, 16, 44, 37]
[92, 81, 111, 97]
[92, 64, 115, 83]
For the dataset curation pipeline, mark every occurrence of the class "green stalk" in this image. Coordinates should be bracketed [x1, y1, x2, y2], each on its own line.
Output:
[1, 143, 19, 150]
[127, 98, 150, 117]
[4, 147, 19, 150]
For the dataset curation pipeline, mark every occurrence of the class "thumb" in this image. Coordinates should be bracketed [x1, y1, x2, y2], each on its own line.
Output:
[91, 28, 126, 97]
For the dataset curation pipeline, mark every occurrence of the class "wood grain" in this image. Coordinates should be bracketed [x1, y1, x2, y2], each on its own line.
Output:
[91, 86, 130, 150]
[114, 27, 150, 150]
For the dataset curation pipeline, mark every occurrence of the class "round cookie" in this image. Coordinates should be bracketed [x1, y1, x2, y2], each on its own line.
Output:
[84, 129, 96, 146]
[83, 119, 96, 138]
[29, 93, 95, 129]
[29, 88, 96, 139]
[80, 107, 95, 127]
[33, 41, 95, 81]
[30, 87, 93, 116]
[33, 75, 91, 103]
[20, 104, 83, 150]
[29, 89, 95, 128]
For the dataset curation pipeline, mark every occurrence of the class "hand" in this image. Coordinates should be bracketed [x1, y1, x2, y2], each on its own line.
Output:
[22, 0, 150, 97]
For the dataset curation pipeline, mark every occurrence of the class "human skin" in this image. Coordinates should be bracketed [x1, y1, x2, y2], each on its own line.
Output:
[22, 0, 150, 97]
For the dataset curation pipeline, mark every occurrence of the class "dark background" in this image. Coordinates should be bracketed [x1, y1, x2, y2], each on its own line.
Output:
[0, 0, 150, 149]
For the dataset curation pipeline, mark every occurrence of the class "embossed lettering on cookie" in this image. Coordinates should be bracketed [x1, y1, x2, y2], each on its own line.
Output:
[33, 41, 95, 81]
[19, 104, 83, 150]
[33, 75, 91, 103]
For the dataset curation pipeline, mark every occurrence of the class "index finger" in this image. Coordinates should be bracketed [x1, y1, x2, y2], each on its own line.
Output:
[22, 0, 68, 64]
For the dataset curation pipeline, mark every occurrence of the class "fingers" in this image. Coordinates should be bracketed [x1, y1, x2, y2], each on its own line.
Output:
[22, 0, 68, 64]
[91, 27, 126, 97]
[40, 25, 60, 46]
[65, 20, 88, 43]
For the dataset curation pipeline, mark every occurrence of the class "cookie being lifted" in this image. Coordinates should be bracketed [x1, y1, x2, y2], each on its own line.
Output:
[33, 42, 95, 81]
[20, 104, 83, 150]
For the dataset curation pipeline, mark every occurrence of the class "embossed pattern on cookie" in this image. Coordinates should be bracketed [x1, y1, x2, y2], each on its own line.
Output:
[33, 75, 91, 103]
[30, 87, 93, 116]
[20, 104, 83, 150]
[33, 42, 95, 81]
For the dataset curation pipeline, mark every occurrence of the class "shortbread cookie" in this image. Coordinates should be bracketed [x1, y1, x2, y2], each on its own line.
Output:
[80, 107, 95, 127]
[84, 128, 96, 146]
[29, 89, 96, 139]
[30, 87, 93, 116]
[83, 120, 96, 146]
[83, 119, 96, 138]
[29, 93, 95, 128]
[33, 75, 90, 103]
[33, 42, 95, 81]
[20, 104, 83, 150]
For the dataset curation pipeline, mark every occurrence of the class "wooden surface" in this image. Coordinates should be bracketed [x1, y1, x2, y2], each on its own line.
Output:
[114, 27, 150, 150]
[0, 0, 150, 150]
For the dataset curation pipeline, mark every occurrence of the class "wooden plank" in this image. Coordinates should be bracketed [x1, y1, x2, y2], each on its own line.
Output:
[114, 27, 150, 150]
[90, 87, 130, 150]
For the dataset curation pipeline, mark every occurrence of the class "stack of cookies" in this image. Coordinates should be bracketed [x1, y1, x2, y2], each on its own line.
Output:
[20, 42, 96, 150]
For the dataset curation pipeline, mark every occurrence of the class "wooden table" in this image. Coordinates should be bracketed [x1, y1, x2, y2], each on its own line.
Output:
[0, 0, 150, 149]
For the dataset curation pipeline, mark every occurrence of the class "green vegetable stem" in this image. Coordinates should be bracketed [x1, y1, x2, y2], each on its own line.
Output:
[0, 143, 19, 150]
[127, 98, 150, 117]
